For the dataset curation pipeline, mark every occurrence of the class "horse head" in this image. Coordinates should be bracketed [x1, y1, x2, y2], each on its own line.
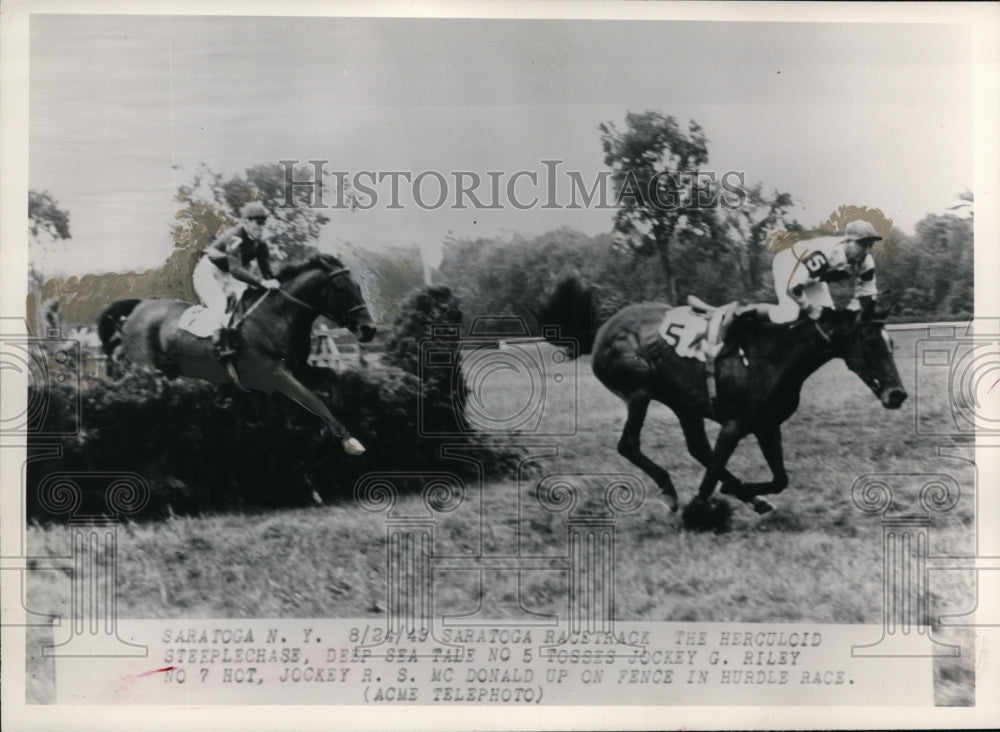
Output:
[280, 254, 377, 342]
[820, 300, 907, 409]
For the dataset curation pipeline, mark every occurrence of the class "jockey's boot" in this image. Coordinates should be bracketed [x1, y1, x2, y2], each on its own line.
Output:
[212, 327, 239, 361]
[212, 327, 249, 391]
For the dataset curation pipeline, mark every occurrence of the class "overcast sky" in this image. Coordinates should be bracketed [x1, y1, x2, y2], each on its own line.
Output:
[28, 13, 974, 277]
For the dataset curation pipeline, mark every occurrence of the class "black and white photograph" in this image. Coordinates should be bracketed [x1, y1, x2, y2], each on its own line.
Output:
[1, 1, 998, 729]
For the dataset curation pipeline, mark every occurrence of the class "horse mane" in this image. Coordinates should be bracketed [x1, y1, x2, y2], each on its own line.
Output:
[727, 311, 811, 348]
[728, 307, 859, 349]
[277, 252, 346, 281]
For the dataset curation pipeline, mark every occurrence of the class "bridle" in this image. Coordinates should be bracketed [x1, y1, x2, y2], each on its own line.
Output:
[813, 315, 889, 390]
[813, 312, 882, 348]
[813, 320, 832, 344]
[239, 266, 368, 326]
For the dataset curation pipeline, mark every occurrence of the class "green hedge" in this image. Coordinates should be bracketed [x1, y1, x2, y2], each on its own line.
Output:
[26, 364, 521, 522]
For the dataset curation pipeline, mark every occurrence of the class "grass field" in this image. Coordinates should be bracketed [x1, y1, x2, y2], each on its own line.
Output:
[25, 329, 978, 704]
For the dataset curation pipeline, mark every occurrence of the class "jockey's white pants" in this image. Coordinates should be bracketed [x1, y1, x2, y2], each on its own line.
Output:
[764, 247, 835, 323]
[192, 257, 248, 329]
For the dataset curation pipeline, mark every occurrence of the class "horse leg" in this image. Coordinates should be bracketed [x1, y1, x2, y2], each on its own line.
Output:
[677, 413, 742, 494]
[692, 420, 746, 502]
[617, 394, 679, 511]
[731, 424, 789, 515]
[270, 365, 365, 455]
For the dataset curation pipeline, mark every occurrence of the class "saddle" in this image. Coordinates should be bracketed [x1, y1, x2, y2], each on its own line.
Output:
[177, 291, 265, 392]
[657, 297, 739, 362]
[684, 295, 749, 416]
[177, 292, 252, 339]
[686, 295, 739, 357]
[177, 305, 225, 338]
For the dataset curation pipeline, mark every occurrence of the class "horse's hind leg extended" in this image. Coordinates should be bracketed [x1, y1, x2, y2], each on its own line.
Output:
[271, 365, 365, 455]
[617, 394, 679, 511]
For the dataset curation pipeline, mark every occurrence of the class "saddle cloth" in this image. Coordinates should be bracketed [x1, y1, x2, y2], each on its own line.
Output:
[177, 306, 226, 338]
[658, 302, 738, 362]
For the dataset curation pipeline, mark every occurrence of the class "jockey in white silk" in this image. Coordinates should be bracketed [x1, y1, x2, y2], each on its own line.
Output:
[191, 201, 281, 358]
[745, 219, 882, 323]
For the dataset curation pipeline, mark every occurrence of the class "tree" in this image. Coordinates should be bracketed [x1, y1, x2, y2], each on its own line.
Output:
[341, 243, 425, 324]
[382, 286, 467, 435]
[439, 229, 616, 328]
[719, 183, 795, 299]
[876, 212, 973, 319]
[28, 190, 72, 332]
[28, 190, 71, 242]
[947, 189, 974, 218]
[600, 111, 712, 304]
[171, 162, 334, 261]
[165, 162, 338, 300]
[34, 163, 340, 326]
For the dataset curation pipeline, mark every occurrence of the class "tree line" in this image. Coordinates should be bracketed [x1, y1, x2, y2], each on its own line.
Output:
[437, 213, 973, 330]
[28, 111, 972, 332]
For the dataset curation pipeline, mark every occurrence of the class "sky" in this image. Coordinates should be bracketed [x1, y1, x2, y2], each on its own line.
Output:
[27, 13, 975, 278]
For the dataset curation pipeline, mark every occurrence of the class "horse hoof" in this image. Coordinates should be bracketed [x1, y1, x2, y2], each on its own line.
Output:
[752, 498, 774, 515]
[682, 496, 733, 533]
[342, 437, 366, 455]
[662, 494, 679, 512]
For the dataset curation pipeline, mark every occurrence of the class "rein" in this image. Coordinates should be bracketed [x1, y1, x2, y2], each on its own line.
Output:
[813, 314, 882, 348]
[233, 267, 366, 328]
[813, 320, 832, 344]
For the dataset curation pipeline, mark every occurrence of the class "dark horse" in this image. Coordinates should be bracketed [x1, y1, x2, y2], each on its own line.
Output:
[97, 253, 377, 455]
[540, 278, 906, 522]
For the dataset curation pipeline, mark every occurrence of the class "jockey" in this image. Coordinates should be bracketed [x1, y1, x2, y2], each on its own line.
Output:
[740, 219, 882, 323]
[192, 201, 281, 362]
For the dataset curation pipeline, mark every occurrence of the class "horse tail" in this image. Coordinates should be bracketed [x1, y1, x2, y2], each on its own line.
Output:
[538, 277, 598, 356]
[97, 299, 142, 356]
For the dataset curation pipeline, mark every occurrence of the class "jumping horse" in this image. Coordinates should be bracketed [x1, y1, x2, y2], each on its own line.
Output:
[97, 253, 376, 455]
[540, 278, 906, 522]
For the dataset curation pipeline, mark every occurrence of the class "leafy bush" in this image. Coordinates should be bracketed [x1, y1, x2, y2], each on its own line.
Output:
[25, 284, 524, 522]
[26, 360, 521, 522]
[383, 285, 468, 436]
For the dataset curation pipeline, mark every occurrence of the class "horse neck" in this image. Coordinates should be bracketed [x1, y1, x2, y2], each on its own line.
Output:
[746, 320, 837, 393]
[286, 268, 327, 303]
[267, 271, 325, 345]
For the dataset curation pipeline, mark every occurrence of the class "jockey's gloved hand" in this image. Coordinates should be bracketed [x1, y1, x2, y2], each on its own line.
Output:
[262, 279, 281, 290]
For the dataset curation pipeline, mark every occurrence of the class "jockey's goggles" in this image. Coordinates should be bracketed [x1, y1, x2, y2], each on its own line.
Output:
[246, 216, 267, 224]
